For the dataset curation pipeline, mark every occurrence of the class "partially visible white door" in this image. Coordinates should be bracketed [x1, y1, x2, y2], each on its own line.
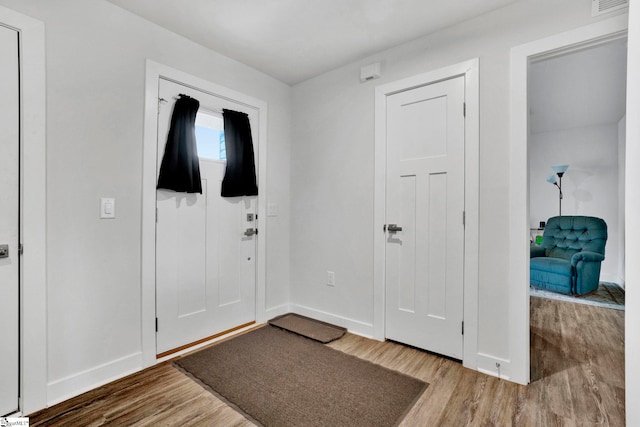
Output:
[385, 76, 465, 360]
[0, 24, 20, 415]
[156, 79, 257, 354]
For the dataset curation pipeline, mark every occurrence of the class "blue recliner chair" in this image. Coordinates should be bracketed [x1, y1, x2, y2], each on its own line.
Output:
[530, 216, 607, 295]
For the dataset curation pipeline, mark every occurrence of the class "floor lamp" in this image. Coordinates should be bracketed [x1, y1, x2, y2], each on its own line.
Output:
[547, 164, 569, 216]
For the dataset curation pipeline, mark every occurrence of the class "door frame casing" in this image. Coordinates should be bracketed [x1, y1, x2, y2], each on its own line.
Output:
[141, 60, 268, 366]
[373, 58, 480, 370]
[0, 6, 47, 415]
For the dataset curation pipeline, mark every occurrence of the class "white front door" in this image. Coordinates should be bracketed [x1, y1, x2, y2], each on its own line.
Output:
[156, 79, 257, 354]
[385, 76, 465, 360]
[0, 24, 20, 416]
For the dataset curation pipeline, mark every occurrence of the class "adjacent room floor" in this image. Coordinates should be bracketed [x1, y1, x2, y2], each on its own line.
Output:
[29, 297, 625, 426]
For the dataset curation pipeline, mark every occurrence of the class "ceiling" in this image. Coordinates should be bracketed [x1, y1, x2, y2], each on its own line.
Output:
[529, 38, 628, 134]
[107, 0, 517, 85]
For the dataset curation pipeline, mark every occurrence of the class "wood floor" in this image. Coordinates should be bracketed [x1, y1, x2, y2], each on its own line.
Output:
[28, 297, 625, 426]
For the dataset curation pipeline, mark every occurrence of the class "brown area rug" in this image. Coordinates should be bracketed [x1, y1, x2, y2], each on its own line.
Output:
[268, 313, 346, 343]
[175, 326, 427, 427]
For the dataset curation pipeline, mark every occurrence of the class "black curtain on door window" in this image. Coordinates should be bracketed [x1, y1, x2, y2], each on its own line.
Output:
[157, 94, 202, 194]
[221, 109, 258, 197]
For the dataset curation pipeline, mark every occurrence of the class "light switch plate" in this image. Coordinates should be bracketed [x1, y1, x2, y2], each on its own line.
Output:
[267, 203, 279, 217]
[100, 197, 116, 219]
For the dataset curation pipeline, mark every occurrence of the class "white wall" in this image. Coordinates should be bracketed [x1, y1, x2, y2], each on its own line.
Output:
[0, 0, 291, 406]
[529, 124, 621, 282]
[290, 0, 621, 366]
[625, 0, 639, 424]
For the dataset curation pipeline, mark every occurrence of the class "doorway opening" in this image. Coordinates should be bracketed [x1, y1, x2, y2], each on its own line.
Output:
[527, 36, 627, 389]
[509, 15, 628, 385]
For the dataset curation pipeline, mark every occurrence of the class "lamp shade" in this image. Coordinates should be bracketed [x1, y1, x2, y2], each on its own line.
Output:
[551, 164, 569, 174]
[546, 174, 557, 184]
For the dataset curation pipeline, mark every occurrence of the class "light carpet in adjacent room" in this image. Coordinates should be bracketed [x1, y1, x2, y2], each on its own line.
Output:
[530, 281, 625, 310]
[175, 325, 427, 427]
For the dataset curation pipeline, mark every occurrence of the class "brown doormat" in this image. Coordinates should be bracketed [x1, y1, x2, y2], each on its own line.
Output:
[175, 325, 427, 427]
[268, 313, 346, 343]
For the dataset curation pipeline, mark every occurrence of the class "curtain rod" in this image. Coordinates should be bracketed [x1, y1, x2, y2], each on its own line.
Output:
[158, 96, 224, 115]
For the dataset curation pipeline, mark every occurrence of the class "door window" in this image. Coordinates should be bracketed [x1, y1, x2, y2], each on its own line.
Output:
[195, 110, 226, 160]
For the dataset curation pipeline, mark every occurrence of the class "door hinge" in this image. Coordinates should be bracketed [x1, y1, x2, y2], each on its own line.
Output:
[19, 243, 24, 255]
[463, 102, 466, 117]
[155, 318, 158, 332]
[462, 321, 464, 335]
[463, 211, 466, 226]
[156, 208, 158, 223]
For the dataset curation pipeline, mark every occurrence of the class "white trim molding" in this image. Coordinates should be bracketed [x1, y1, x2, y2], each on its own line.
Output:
[0, 5, 48, 414]
[476, 353, 512, 381]
[373, 58, 480, 370]
[625, 2, 640, 425]
[47, 352, 142, 407]
[141, 60, 268, 366]
[290, 304, 375, 338]
[509, 15, 628, 386]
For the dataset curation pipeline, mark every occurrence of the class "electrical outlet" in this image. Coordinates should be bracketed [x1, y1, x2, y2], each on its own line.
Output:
[327, 271, 335, 287]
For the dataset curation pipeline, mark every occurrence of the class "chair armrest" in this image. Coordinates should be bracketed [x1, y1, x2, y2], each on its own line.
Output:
[530, 246, 546, 258]
[571, 251, 605, 267]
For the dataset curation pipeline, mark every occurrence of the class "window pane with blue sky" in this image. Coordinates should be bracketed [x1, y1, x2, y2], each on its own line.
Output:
[195, 110, 226, 160]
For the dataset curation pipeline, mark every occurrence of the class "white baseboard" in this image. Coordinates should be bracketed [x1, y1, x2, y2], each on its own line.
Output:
[476, 352, 511, 381]
[262, 303, 291, 322]
[289, 304, 374, 338]
[601, 273, 625, 286]
[47, 352, 143, 406]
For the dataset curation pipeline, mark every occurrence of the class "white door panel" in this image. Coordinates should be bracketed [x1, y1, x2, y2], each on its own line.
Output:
[385, 76, 465, 360]
[156, 79, 257, 354]
[0, 24, 20, 416]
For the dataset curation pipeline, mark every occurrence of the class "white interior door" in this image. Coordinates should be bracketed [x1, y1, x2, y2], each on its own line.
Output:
[156, 79, 257, 354]
[385, 76, 465, 360]
[0, 24, 20, 416]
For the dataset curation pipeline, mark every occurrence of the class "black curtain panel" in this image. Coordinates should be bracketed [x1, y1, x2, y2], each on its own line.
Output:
[221, 109, 258, 197]
[157, 94, 202, 194]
